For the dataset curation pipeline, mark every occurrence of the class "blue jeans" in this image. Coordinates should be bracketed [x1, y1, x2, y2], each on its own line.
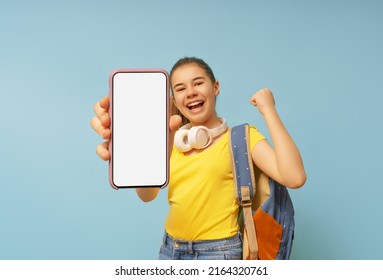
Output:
[158, 232, 243, 260]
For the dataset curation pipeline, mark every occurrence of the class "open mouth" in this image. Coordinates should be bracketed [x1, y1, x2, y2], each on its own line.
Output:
[187, 100, 204, 111]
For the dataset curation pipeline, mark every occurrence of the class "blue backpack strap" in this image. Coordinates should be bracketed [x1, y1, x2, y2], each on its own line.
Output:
[229, 123, 258, 260]
[230, 124, 256, 200]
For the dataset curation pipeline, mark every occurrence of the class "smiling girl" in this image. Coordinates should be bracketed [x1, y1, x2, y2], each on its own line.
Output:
[91, 57, 306, 260]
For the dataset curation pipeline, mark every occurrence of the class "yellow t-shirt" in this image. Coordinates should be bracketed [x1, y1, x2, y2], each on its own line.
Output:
[165, 125, 265, 241]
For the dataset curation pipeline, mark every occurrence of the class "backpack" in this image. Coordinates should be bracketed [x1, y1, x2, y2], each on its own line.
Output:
[229, 123, 295, 260]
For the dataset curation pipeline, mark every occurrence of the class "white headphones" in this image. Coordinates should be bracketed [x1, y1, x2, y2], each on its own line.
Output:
[174, 118, 228, 152]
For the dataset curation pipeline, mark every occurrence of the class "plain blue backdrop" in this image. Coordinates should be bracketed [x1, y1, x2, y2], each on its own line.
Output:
[1, 0, 382, 259]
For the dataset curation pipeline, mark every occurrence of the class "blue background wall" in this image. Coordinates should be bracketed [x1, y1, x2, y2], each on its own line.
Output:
[1, 0, 382, 259]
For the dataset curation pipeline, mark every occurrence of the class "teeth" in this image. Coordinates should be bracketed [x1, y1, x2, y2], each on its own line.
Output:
[188, 101, 203, 108]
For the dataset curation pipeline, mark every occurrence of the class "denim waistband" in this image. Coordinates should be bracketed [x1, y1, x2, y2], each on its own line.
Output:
[162, 232, 242, 254]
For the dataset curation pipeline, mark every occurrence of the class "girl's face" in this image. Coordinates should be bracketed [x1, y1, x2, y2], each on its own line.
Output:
[171, 63, 220, 128]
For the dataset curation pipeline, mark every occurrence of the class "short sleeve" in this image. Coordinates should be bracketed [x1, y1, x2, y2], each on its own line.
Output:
[249, 125, 266, 151]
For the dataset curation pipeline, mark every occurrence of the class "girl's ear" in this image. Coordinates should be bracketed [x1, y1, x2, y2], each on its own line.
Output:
[214, 81, 220, 96]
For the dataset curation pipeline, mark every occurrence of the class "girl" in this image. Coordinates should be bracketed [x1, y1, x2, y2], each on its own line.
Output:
[91, 57, 306, 260]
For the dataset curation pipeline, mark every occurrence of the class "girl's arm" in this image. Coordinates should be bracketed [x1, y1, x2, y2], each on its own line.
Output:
[135, 188, 161, 202]
[250, 88, 306, 189]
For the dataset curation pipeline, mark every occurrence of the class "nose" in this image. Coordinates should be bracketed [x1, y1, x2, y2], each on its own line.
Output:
[186, 86, 198, 98]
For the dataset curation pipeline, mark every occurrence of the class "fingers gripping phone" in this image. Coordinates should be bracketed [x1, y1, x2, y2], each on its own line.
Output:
[109, 69, 169, 189]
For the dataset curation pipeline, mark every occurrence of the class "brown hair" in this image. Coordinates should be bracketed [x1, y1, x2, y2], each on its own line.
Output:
[170, 57, 216, 85]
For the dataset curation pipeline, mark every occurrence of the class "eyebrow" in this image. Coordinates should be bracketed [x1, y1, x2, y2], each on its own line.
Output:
[173, 76, 206, 88]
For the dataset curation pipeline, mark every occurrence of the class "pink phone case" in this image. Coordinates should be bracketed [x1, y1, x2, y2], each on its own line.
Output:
[108, 68, 170, 189]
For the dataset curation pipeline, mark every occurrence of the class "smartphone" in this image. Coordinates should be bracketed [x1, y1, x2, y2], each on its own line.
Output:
[109, 69, 169, 189]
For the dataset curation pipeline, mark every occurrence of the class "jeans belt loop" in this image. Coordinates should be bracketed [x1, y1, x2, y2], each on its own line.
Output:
[188, 241, 194, 255]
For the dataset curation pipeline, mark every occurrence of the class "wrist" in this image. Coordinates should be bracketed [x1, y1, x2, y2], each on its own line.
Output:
[260, 106, 277, 117]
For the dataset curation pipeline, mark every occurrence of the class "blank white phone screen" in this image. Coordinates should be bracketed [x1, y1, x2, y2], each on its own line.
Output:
[112, 71, 168, 188]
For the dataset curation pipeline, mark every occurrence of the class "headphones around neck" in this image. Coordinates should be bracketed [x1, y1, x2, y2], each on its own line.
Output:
[174, 118, 228, 152]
